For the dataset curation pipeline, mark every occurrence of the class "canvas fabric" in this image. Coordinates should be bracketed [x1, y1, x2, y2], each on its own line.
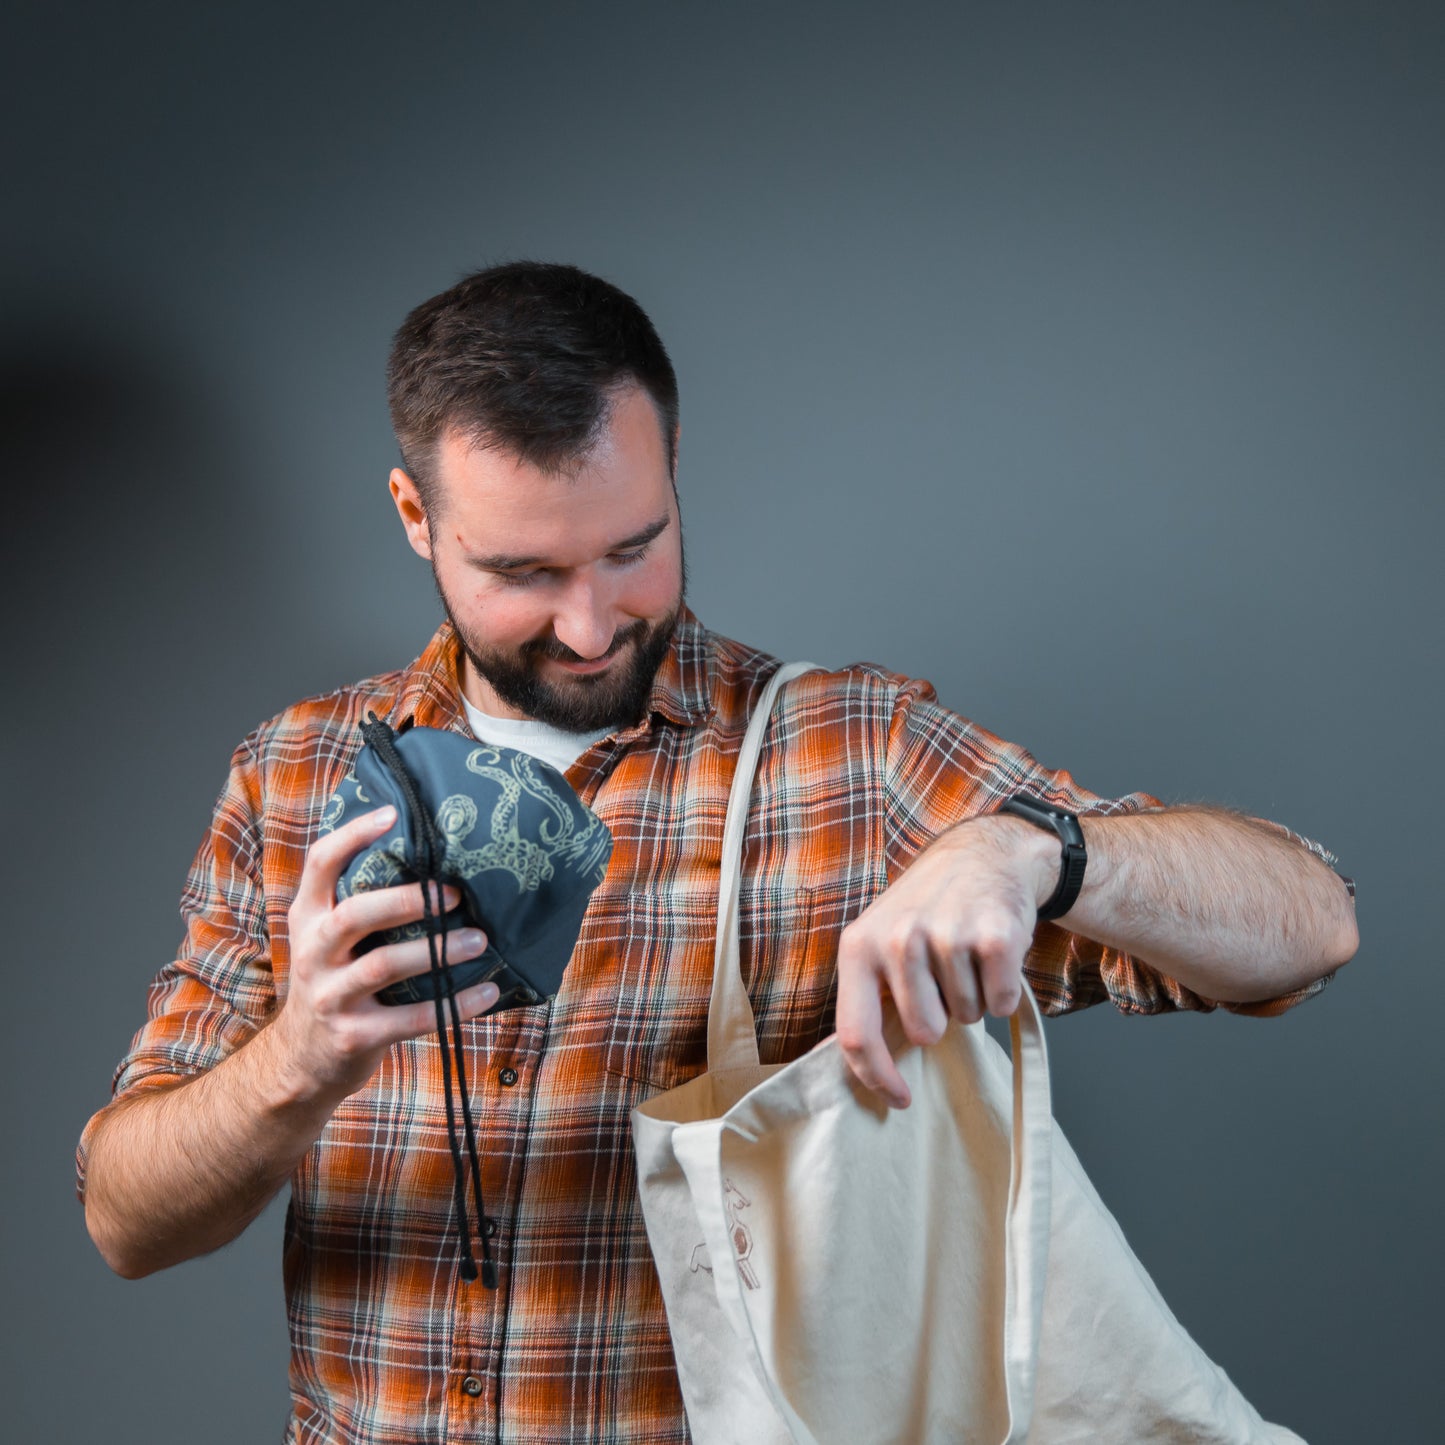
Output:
[632, 663, 1307, 1445]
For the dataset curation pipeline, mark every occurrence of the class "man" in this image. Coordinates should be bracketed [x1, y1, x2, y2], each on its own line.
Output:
[78, 262, 1357, 1443]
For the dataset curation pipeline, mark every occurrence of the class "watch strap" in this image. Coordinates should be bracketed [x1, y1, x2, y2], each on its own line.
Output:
[998, 792, 1087, 920]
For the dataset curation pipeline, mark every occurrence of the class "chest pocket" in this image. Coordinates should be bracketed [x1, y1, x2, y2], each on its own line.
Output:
[603, 879, 852, 1092]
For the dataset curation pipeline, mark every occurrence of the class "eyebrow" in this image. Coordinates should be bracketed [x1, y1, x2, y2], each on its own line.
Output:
[467, 513, 672, 572]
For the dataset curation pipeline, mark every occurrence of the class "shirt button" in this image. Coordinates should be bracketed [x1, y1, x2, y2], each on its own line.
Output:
[461, 1375, 483, 1398]
[498, 1067, 519, 1087]
[484, 1216, 499, 1238]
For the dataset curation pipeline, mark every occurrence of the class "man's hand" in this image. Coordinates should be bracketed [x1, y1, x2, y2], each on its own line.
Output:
[835, 816, 1055, 1109]
[272, 804, 501, 1104]
[83, 806, 501, 1278]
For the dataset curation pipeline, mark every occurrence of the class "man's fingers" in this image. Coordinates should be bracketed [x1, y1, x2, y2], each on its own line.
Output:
[454, 977, 503, 1019]
[327, 880, 465, 953]
[935, 945, 984, 1025]
[884, 926, 950, 1046]
[350, 928, 490, 996]
[379, 979, 502, 1042]
[973, 926, 1027, 1018]
[293, 807, 398, 913]
[835, 934, 912, 1110]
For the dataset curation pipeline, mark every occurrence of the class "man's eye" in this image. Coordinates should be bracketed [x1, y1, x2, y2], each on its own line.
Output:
[495, 569, 543, 587]
[610, 546, 650, 567]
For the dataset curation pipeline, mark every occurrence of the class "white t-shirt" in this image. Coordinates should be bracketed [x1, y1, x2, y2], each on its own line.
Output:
[459, 693, 611, 776]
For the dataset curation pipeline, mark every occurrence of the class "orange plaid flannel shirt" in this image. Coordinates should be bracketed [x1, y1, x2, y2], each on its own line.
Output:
[77, 610, 1335, 1443]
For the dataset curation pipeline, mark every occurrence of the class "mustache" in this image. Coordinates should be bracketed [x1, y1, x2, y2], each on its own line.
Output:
[521, 618, 650, 665]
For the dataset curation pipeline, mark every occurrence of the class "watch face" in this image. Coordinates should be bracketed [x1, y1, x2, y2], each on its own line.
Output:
[1002, 793, 1080, 834]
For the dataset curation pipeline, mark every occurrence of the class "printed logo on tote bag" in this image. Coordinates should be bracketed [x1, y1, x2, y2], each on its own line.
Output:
[688, 1180, 761, 1290]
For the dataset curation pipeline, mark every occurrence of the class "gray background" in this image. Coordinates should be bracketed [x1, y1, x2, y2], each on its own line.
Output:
[4, 1, 1440, 1440]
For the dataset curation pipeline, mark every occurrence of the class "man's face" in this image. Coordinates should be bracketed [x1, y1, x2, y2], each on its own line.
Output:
[390, 384, 684, 732]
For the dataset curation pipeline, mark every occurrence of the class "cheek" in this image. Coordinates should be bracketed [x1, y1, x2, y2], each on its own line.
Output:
[624, 550, 684, 614]
[440, 564, 536, 646]
[476, 592, 547, 646]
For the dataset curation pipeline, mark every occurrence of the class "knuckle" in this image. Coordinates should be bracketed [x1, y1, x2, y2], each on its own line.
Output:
[353, 948, 396, 993]
[388, 882, 430, 924]
[986, 964, 1023, 1004]
[992, 990, 1021, 1018]
[311, 910, 348, 959]
[976, 945, 1023, 988]
[970, 922, 1014, 959]
[976, 924, 1023, 971]
[902, 1016, 943, 1047]
[932, 923, 972, 961]
[332, 1018, 370, 1060]
[836, 924, 882, 976]
[885, 918, 924, 956]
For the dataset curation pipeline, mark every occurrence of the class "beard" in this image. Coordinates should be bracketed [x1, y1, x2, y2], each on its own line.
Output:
[434, 571, 682, 733]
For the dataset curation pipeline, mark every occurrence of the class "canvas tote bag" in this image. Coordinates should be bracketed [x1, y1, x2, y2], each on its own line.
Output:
[631, 663, 1306, 1444]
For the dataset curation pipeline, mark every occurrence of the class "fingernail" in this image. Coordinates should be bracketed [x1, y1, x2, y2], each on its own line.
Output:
[456, 929, 487, 951]
[372, 805, 396, 827]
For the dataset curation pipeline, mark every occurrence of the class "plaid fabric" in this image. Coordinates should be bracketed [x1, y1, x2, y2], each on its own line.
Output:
[77, 611, 1335, 1444]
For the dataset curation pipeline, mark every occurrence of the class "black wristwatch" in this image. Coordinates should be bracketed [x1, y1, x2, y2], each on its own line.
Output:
[998, 792, 1087, 920]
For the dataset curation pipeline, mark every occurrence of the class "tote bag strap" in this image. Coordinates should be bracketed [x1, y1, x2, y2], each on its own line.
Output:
[707, 660, 820, 1073]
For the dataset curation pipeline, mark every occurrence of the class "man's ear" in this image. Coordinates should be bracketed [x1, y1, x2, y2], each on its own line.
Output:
[389, 468, 433, 560]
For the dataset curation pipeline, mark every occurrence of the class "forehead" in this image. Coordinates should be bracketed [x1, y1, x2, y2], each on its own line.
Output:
[430, 386, 676, 560]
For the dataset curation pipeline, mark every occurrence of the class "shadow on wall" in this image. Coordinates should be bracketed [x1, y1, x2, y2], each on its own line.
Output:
[0, 291, 272, 1056]
[1, 299, 243, 614]
[0, 295, 301, 1442]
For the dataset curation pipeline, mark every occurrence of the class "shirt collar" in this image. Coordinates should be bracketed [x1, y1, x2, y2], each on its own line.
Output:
[390, 623, 470, 734]
[645, 605, 713, 727]
[389, 606, 715, 737]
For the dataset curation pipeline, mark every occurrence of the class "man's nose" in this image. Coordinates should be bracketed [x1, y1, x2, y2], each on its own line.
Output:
[551, 573, 619, 659]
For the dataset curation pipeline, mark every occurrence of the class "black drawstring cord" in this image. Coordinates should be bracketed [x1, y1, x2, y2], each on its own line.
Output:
[432, 908, 494, 1287]
[360, 713, 496, 1289]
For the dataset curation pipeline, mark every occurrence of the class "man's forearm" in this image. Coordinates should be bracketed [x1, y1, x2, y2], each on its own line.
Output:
[83, 1024, 344, 1279]
[837, 800, 1357, 1104]
[1049, 806, 1358, 1001]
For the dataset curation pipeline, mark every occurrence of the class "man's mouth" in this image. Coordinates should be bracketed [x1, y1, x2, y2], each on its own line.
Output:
[532, 624, 644, 678]
[549, 652, 620, 676]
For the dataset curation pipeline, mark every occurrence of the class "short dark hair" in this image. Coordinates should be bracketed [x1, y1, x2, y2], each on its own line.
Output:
[386, 261, 679, 511]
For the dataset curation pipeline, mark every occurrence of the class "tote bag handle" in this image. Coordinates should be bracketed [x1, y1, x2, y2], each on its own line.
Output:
[706, 661, 821, 1073]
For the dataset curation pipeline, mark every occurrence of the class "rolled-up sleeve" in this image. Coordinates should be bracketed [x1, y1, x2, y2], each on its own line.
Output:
[880, 675, 1340, 1019]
